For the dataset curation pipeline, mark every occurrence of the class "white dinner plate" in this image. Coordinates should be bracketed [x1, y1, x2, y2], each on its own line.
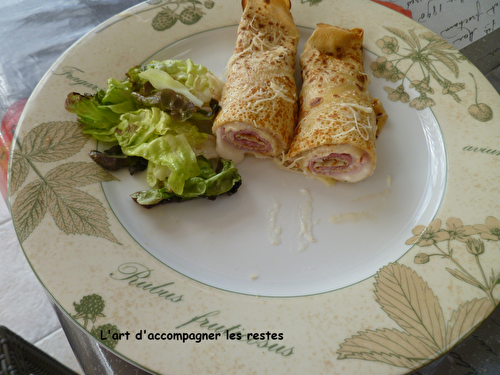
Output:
[8, 0, 500, 373]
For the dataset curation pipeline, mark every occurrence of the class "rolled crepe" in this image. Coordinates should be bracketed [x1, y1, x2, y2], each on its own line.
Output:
[213, 0, 299, 163]
[287, 24, 387, 183]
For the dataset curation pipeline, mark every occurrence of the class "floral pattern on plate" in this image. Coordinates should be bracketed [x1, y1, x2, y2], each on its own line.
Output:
[338, 217, 500, 369]
[371, 27, 494, 122]
[9, 121, 119, 244]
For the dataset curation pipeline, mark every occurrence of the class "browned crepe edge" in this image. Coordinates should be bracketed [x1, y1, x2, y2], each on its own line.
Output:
[287, 24, 387, 175]
[212, 0, 299, 157]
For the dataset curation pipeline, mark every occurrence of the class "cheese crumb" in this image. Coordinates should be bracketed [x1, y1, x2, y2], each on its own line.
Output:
[299, 189, 316, 243]
[267, 197, 282, 245]
[329, 212, 375, 224]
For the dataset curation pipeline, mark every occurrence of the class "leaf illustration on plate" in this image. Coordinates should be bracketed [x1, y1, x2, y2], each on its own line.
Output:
[408, 30, 421, 50]
[9, 149, 29, 194]
[11, 180, 48, 243]
[19, 121, 88, 162]
[446, 298, 494, 346]
[445, 267, 484, 290]
[337, 328, 437, 368]
[338, 263, 448, 369]
[425, 36, 454, 50]
[300, 0, 324, 6]
[384, 27, 416, 48]
[427, 50, 459, 78]
[45, 162, 118, 187]
[375, 263, 446, 350]
[10, 121, 120, 244]
[339, 218, 500, 370]
[45, 185, 120, 244]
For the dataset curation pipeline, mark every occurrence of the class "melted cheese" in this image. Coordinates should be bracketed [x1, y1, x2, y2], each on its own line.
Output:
[339, 160, 373, 182]
[215, 133, 246, 164]
[267, 197, 282, 246]
[325, 83, 358, 97]
[329, 211, 375, 224]
[299, 188, 315, 243]
[294, 144, 361, 168]
[352, 188, 390, 202]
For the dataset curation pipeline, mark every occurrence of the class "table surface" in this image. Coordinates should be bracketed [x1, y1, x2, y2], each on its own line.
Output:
[0, 1, 499, 374]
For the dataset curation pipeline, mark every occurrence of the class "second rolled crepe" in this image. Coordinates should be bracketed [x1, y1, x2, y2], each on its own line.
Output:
[287, 24, 387, 183]
[213, 0, 299, 163]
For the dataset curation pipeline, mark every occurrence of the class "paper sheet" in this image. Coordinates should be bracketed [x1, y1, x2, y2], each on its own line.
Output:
[391, 0, 499, 49]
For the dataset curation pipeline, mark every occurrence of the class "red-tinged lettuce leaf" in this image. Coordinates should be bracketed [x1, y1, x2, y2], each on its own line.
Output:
[133, 88, 196, 122]
[89, 145, 148, 174]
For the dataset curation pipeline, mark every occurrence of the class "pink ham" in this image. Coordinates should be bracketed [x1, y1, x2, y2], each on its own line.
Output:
[309, 152, 372, 181]
[219, 127, 273, 154]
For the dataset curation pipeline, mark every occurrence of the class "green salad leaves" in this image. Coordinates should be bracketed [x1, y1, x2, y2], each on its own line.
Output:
[132, 157, 241, 207]
[65, 59, 241, 206]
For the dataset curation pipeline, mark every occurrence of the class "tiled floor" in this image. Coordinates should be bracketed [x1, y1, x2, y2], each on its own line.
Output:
[0, 197, 82, 373]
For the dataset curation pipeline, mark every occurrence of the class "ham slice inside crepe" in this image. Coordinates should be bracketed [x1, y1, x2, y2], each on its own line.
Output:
[292, 143, 374, 183]
[309, 151, 373, 183]
[219, 127, 272, 152]
[215, 124, 275, 163]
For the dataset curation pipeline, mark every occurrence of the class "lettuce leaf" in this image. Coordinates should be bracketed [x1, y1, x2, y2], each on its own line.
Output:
[132, 89, 197, 122]
[114, 107, 208, 195]
[131, 157, 242, 207]
[139, 69, 204, 108]
[65, 59, 237, 202]
[65, 78, 138, 142]
[142, 59, 224, 105]
[65, 91, 121, 142]
[89, 145, 148, 174]
[65, 59, 222, 140]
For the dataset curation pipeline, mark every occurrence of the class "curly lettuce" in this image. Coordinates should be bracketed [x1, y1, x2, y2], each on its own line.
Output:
[65, 59, 223, 142]
[140, 59, 224, 105]
[114, 107, 207, 194]
[131, 157, 242, 207]
[65, 59, 241, 202]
